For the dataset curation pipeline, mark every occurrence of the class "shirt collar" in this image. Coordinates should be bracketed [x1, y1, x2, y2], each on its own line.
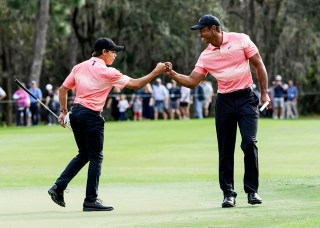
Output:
[207, 32, 229, 50]
[90, 57, 106, 65]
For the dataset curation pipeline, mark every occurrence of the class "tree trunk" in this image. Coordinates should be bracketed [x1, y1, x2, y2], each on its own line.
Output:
[29, 0, 50, 84]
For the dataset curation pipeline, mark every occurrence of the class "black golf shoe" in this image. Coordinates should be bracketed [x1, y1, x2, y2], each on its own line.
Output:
[222, 195, 236, 208]
[83, 198, 114, 211]
[248, 193, 262, 205]
[48, 184, 66, 207]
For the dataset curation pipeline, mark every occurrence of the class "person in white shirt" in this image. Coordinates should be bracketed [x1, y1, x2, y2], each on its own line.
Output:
[118, 94, 130, 121]
[0, 86, 6, 100]
[179, 86, 192, 119]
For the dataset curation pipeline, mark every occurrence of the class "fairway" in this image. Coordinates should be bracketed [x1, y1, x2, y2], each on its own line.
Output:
[0, 118, 319, 227]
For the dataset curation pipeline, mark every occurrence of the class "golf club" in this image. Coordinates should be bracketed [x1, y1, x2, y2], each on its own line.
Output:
[15, 79, 72, 131]
[259, 101, 270, 112]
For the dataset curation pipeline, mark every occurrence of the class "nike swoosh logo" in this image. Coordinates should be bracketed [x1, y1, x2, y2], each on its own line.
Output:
[228, 46, 232, 49]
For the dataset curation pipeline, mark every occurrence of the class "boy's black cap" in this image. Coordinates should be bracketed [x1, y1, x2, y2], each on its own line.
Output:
[93, 37, 124, 52]
[190, 14, 221, 30]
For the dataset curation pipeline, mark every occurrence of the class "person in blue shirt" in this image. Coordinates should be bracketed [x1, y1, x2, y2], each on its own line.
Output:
[286, 80, 298, 118]
[152, 78, 169, 120]
[29, 80, 43, 125]
[272, 75, 286, 119]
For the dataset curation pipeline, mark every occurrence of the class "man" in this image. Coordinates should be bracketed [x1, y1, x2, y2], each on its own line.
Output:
[48, 37, 168, 211]
[166, 14, 271, 207]
[192, 83, 205, 119]
[286, 80, 298, 118]
[272, 75, 286, 119]
[29, 80, 42, 125]
[152, 78, 169, 120]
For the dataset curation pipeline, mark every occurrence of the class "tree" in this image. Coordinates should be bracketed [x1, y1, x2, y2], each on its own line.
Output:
[29, 0, 50, 83]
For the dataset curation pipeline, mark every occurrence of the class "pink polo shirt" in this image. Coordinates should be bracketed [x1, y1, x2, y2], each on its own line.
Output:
[63, 57, 131, 112]
[194, 32, 258, 93]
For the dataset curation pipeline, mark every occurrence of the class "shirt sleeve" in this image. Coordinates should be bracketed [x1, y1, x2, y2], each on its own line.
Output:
[63, 66, 77, 89]
[242, 34, 258, 59]
[194, 54, 209, 76]
[107, 68, 131, 89]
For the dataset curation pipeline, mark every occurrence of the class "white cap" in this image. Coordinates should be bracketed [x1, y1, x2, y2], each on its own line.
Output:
[46, 84, 53, 91]
[275, 75, 282, 81]
[156, 78, 161, 83]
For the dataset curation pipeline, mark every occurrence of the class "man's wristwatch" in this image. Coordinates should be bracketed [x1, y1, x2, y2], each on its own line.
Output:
[60, 108, 68, 113]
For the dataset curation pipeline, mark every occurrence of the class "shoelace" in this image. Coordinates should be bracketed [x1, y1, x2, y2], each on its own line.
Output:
[96, 198, 103, 204]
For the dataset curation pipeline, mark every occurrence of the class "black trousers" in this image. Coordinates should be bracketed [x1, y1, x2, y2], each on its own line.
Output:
[215, 88, 260, 197]
[55, 104, 105, 202]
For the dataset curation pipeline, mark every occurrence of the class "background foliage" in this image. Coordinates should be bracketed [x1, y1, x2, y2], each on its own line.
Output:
[0, 0, 319, 124]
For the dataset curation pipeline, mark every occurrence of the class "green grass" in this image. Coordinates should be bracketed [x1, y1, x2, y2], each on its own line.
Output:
[0, 118, 319, 227]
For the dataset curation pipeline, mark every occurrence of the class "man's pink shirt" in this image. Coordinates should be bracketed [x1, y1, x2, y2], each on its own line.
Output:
[194, 32, 258, 93]
[63, 57, 130, 112]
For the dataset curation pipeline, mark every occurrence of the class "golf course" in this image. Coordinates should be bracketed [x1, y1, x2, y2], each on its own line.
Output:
[0, 118, 319, 227]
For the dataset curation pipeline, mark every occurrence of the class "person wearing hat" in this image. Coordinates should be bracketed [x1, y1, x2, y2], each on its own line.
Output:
[166, 14, 271, 208]
[48, 37, 169, 211]
[272, 75, 287, 119]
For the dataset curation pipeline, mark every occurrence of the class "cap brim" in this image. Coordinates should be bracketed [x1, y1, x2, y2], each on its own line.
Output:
[190, 24, 206, 30]
[112, 46, 125, 52]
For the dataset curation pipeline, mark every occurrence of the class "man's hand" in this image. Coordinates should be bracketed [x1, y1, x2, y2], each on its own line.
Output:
[152, 62, 167, 75]
[58, 113, 67, 128]
[260, 93, 272, 110]
[165, 62, 172, 73]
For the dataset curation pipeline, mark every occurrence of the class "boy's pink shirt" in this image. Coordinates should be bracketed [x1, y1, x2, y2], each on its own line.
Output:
[193, 32, 258, 93]
[63, 57, 130, 112]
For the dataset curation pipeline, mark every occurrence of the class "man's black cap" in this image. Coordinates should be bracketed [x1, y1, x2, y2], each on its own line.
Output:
[190, 14, 221, 30]
[93, 37, 124, 52]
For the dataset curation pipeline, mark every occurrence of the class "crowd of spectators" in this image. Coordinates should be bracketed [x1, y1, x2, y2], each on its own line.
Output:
[106, 78, 215, 121]
[255, 75, 299, 119]
[3, 75, 300, 125]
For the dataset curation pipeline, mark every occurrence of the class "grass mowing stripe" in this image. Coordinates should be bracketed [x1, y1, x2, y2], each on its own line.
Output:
[0, 118, 319, 227]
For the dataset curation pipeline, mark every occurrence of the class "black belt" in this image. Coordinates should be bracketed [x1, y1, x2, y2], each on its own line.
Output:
[72, 103, 101, 114]
[220, 87, 253, 95]
[73, 103, 85, 108]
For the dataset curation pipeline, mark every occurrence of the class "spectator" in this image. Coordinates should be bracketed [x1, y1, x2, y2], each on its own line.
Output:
[45, 84, 59, 125]
[286, 80, 299, 118]
[0, 86, 6, 100]
[29, 80, 42, 125]
[142, 83, 154, 120]
[118, 94, 130, 121]
[168, 80, 181, 120]
[193, 84, 205, 119]
[152, 78, 169, 120]
[132, 95, 143, 121]
[272, 75, 286, 119]
[201, 80, 214, 117]
[13, 83, 30, 126]
[106, 87, 121, 121]
[179, 86, 192, 120]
